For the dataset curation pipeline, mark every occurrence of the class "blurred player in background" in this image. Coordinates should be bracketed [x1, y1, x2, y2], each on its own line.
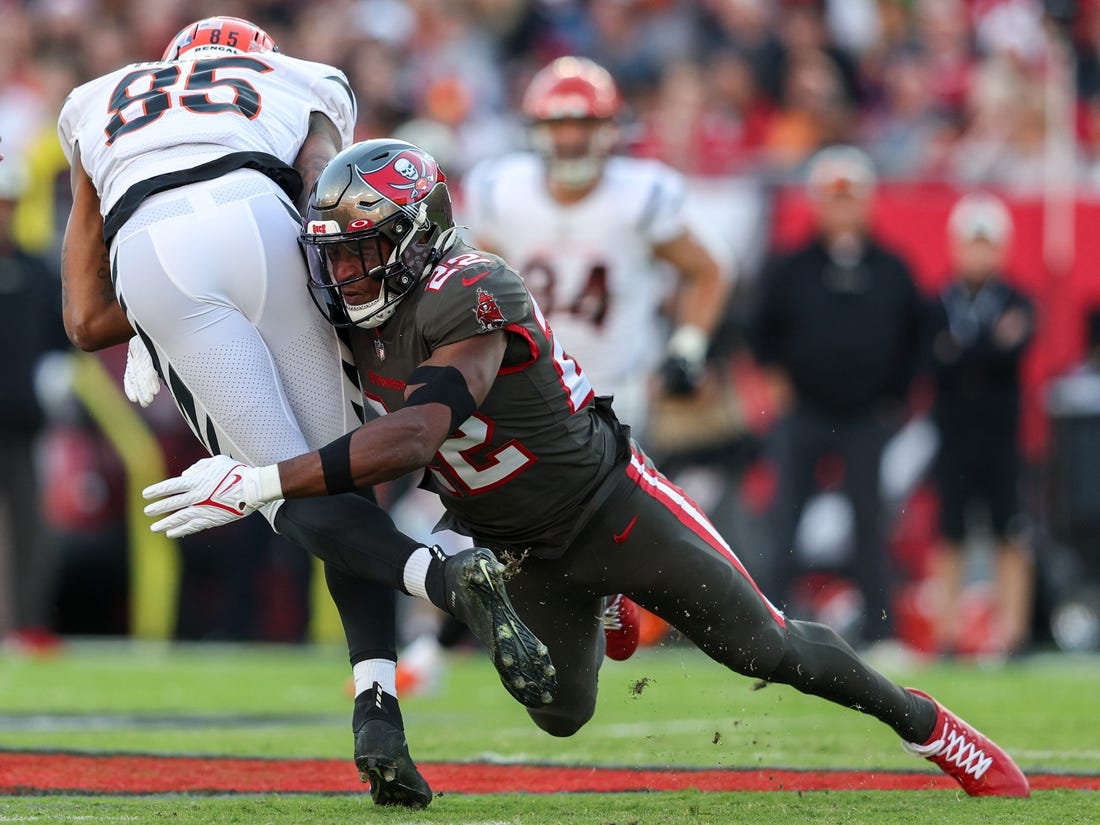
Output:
[750, 145, 923, 649]
[55, 16, 553, 808]
[465, 55, 727, 435]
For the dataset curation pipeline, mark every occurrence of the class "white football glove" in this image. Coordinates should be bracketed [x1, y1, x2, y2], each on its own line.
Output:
[123, 334, 160, 408]
[142, 454, 283, 539]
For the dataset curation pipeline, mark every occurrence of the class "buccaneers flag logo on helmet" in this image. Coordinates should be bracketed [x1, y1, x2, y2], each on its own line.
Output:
[356, 150, 442, 208]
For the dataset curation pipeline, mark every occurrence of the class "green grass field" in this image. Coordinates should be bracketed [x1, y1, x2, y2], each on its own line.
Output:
[0, 640, 1096, 823]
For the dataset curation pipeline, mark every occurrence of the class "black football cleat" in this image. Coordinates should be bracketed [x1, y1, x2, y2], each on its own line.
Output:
[444, 547, 557, 707]
[352, 683, 432, 808]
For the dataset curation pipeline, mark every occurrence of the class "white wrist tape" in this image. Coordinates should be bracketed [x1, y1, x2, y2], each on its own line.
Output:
[254, 464, 284, 504]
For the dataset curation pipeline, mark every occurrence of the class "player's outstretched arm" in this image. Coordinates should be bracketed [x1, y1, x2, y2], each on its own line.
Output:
[142, 332, 507, 537]
[653, 229, 727, 395]
[275, 331, 506, 497]
[60, 145, 133, 351]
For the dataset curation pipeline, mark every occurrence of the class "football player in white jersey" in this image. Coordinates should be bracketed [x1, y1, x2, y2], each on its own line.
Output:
[56, 16, 554, 808]
[463, 55, 727, 435]
[391, 56, 732, 691]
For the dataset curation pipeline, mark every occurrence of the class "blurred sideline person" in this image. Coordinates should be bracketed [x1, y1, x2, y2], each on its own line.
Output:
[145, 139, 1029, 799]
[0, 159, 69, 643]
[391, 55, 730, 692]
[749, 145, 923, 649]
[926, 193, 1035, 658]
[56, 16, 553, 809]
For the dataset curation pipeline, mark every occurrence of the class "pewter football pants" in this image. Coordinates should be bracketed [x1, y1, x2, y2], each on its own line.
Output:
[495, 442, 935, 744]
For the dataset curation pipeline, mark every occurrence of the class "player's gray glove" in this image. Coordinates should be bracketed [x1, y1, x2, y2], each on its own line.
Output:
[123, 335, 160, 408]
[142, 454, 283, 539]
[660, 325, 708, 396]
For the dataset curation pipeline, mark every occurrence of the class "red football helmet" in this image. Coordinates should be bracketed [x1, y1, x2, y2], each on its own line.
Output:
[521, 56, 621, 121]
[162, 16, 278, 61]
[521, 57, 621, 190]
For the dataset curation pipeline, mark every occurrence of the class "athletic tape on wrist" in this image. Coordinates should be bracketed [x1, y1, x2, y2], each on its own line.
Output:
[255, 464, 284, 503]
[405, 365, 476, 431]
[318, 430, 356, 495]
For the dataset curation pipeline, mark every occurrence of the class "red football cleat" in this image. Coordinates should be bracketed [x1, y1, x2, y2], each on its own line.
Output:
[603, 594, 642, 661]
[903, 688, 1030, 797]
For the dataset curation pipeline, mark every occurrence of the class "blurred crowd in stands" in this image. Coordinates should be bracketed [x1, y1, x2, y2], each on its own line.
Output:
[2, 0, 1099, 205]
[3, 0, 1100, 659]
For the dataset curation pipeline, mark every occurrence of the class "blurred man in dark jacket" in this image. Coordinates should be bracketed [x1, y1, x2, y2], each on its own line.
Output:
[0, 160, 69, 640]
[926, 192, 1034, 658]
[750, 145, 922, 646]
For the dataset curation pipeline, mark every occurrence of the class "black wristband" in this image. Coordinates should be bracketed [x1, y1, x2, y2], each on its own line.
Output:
[405, 364, 477, 431]
[318, 430, 356, 495]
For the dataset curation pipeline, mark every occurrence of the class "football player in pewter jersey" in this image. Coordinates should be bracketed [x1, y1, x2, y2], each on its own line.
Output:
[56, 17, 554, 808]
[144, 139, 1030, 798]
[397, 56, 731, 684]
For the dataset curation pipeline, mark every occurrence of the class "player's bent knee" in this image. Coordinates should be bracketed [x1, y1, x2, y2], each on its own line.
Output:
[526, 698, 595, 737]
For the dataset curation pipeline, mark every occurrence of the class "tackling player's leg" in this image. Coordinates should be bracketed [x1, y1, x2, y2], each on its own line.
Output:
[572, 446, 1030, 797]
[275, 498, 557, 709]
[489, 553, 605, 737]
[352, 682, 432, 807]
[440, 547, 557, 709]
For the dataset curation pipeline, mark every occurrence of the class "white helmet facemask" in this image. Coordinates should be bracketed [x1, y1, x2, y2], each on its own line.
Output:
[531, 121, 617, 190]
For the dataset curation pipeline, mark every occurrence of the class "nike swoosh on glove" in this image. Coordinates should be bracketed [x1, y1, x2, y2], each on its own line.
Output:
[142, 455, 282, 539]
[123, 335, 160, 407]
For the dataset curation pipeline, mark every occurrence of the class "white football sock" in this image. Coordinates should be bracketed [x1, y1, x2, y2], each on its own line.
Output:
[402, 545, 433, 600]
[353, 658, 397, 698]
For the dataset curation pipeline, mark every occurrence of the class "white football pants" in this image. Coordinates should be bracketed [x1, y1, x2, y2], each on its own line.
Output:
[112, 170, 361, 517]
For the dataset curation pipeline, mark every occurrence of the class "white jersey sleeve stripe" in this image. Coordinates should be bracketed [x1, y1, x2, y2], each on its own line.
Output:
[530, 291, 593, 413]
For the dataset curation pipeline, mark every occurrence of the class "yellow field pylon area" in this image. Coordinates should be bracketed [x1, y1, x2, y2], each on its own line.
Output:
[308, 555, 343, 644]
[68, 351, 179, 640]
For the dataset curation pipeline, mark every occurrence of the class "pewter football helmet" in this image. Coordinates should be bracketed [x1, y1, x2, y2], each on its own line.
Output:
[300, 139, 454, 329]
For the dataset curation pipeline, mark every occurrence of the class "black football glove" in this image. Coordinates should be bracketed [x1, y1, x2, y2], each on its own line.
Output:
[661, 325, 708, 397]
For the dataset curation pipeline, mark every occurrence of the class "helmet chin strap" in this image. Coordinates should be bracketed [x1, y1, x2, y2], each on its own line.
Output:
[344, 291, 395, 329]
[424, 226, 460, 273]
